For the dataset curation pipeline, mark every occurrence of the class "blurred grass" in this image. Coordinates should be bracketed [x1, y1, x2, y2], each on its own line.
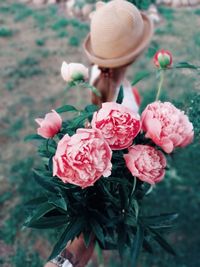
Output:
[0, 0, 200, 267]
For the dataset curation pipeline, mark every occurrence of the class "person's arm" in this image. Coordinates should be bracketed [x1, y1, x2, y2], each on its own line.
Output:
[45, 235, 95, 267]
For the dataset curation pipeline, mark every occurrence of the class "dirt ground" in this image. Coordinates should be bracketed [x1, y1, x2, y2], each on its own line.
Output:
[0, 1, 200, 267]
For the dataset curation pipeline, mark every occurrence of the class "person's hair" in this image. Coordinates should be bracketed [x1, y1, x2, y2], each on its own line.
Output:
[92, 66, 127, 105]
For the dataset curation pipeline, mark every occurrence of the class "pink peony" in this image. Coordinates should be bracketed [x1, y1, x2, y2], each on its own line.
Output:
[153, 49, 173, 68]
[61, 61, 89, 82]
[91, 102, 141, 150]
[124, 145, 166, 185]
[141, 101, 194, 153]
[35, 110, 62, 139]
[53, 128, 112, 188]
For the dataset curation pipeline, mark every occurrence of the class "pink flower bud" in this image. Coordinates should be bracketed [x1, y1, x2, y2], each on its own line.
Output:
[153, 49, 173, 68]
[35, 110, 62, 139]
[61, 62, 89, 83]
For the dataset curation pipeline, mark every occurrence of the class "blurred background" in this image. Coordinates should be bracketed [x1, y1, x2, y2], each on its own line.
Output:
[0, 0, 200, 266]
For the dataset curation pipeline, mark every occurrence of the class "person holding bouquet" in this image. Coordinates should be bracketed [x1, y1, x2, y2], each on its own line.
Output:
[45, 1, 153, 266]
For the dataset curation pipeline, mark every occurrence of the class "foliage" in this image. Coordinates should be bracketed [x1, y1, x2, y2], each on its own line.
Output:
[128, 0, 155, 10]
[0, 27, 13, 37]
[24, 90, 180, 267]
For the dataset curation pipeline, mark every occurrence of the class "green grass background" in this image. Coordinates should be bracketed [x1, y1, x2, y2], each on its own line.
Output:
[0, 0, 200, 266]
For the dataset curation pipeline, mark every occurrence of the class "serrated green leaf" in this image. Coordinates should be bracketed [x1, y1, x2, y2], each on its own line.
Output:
[131, 224, 144, 267]
[24, 134, 45, 142]
[116, 85, 124, 104]
[48, 218, 85, 260]
[56, 105, 78, 113]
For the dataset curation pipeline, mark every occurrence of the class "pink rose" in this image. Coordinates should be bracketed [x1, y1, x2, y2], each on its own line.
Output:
[61, 61, 89, 82]
[35, 110, 62, 139]
[141, 101, 194, 153]
[124, 145, 166, 185]
[91, 102, 141, 150]
[153, 49, 173, 68]
[53, 128, 112, 188]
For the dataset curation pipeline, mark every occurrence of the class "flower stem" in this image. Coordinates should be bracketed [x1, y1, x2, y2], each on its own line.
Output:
[156, 70, 164, 101]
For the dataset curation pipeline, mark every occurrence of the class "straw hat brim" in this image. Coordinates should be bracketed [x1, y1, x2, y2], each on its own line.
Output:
[83, 13, 153, 68]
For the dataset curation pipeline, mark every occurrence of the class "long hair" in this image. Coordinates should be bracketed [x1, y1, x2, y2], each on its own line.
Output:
[92, 66, 127, 106]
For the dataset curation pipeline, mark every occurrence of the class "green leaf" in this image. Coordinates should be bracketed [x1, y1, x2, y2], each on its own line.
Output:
[24, 134, 45, 142]
[68, 112, 90, 129]
[116, 85, 124, 104]
[148, 228, 176, 256]
[25, 197, 48, 209]
[131, 71, 151, 86]
[83, 230, 92, 248]
[48, 194, 67, 211]
[174, 62, 199, 70]
[84, 104, 99, 113]
[132, 199, 139, 220]
[125, 213, 136, 227]
[56, 105, 78, 113]
[48, 218, 85, 260]
[91, 219, 105, 247]
[142, 213, 179, 225]
[117, 224, 127, 258]
[24, 215, 67, 229]
[33, 169, 57, 193]
[27, 202, 55, 223]
[131, 224, 144, 267]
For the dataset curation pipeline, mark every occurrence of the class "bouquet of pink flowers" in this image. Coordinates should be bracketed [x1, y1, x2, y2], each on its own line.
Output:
[24, 50, 196, 266]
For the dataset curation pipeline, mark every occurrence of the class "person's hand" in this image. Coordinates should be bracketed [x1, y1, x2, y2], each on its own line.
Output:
[45, 234, 95, 267]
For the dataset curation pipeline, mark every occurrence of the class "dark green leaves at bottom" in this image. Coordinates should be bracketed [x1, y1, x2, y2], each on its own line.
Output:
[48, 218, 85, 260]
[91, 219, 105, 248]
[131, 224, 144, 267]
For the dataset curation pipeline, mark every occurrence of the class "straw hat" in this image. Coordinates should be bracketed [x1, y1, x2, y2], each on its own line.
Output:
[83, 0, 153, 68]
